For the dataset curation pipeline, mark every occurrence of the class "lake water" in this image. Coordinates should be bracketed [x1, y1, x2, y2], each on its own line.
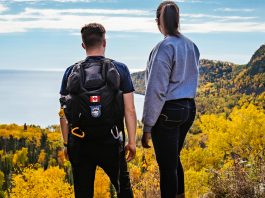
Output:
[0, 70, 144, 127]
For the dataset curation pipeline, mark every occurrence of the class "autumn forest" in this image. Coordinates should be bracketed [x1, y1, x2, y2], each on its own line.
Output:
[0, 45, 265, 198]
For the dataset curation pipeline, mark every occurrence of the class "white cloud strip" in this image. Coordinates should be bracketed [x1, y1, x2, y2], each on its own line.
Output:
[23, 8, 151, 16]
[182, 22, 265, 33]
[0, 4, 8, 13]
[0, 7, 264, 33]
[173, 0, 202, 2]
[215, 8, 255, 12]
[0, 0, 115, 2]
[182, 13, 257, 20]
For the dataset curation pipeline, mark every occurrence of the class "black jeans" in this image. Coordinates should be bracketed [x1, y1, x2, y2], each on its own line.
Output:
[68, 131, 133, 198]
[151, 98, 196, 198]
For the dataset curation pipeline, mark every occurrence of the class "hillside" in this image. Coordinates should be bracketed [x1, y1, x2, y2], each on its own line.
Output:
[248, 44, 265, 75]
[131, 44, 265, 114]
[1, 103, 265, 197]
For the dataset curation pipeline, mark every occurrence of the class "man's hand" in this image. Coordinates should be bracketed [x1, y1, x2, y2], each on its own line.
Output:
[64, 147, 69, 160]
[125, 143, 136, 162]
[141, 132, 151, 148]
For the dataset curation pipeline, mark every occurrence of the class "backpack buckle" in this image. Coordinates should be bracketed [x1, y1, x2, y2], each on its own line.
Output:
[111, 126, 120, 140]
[71, 127, 85, 138]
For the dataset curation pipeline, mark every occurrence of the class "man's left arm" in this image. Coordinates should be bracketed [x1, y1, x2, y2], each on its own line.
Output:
[123, 92, 137, 162]
[116, 62, 137, 161]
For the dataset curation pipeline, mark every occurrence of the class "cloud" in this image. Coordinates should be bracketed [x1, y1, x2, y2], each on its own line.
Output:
[182, 13, 257, 21]
[0, 0, 115, 2]
[215, 8, 255, 12]
[0, 4, 8, 12]
[54, 0, 114, 2]
[0, 7, 264, 34]
[173, 0, 202, 3]
[23, 8, 151, 16]
[0, 8, 156, 33]
[182, 22, 265, 33]
[173, 0, 187, 2]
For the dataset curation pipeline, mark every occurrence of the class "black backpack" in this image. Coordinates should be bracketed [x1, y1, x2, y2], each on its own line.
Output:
[61, 58, 124, 139]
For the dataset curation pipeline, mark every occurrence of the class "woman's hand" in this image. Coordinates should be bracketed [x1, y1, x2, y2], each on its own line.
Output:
[141, 132, 151, 148]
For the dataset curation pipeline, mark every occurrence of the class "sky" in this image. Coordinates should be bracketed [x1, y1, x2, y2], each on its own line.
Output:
[0, 0, 264, 72]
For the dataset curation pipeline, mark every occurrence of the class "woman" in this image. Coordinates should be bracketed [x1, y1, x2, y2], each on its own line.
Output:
[141, 1, 200, 198]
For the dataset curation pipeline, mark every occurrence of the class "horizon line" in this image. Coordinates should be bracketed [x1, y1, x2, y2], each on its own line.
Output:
[0, 67, 146, 73]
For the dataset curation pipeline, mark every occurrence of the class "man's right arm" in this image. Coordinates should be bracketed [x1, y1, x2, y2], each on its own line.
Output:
[59, 103, 69, 143]
[59, 66, 73, 159]
[123, 92, 137, 162]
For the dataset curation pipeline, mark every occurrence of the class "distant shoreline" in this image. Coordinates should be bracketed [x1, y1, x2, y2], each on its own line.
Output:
[134, 91, 144, 96]
[0, 68, 146, 74]
[0, 69, 65, 72]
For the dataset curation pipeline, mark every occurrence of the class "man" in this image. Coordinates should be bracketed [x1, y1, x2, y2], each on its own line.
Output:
[59, 23, 136, 198]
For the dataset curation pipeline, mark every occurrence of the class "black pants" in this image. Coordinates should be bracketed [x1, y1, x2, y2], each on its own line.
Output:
[68, 131, 133, 198]
[151, 98, 196, 198]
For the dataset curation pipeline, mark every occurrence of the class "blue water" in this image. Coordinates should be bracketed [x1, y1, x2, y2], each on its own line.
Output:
[0, 70, 144, 127]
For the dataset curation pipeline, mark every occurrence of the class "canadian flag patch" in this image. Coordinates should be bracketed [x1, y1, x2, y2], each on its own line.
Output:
[90, 96, 100, 103]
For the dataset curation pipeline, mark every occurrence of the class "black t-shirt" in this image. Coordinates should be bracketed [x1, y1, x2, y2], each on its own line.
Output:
[60, 56, 135, 95]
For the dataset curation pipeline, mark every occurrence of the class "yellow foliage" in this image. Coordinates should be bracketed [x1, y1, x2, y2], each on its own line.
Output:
[181, 103, 265, 196]
[57, 149, 65, 167]
[0, 124, 42, 144]
[94, 167, 111, 198]
[12, 148, 28, 167]
[0, 124, 63, 147]
[185, 168, 209, 198]
[38, 149, 46, 166]
[10, 166, 74, 198]
[0, 171, 4, 189]
[128, 143, 160, 197]
[199, 104, 265, 164]
[47, 132, 62, 143]
[2, 102, 265, 197]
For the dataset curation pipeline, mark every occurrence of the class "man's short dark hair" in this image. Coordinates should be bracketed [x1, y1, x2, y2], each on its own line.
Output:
[81, 23, 106, 49]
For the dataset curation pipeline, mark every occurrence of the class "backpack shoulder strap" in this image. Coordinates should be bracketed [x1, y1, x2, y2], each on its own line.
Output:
[102, 58, 115, 68]
[103, 57, 114, 62]
[72, 60, 85, 72]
